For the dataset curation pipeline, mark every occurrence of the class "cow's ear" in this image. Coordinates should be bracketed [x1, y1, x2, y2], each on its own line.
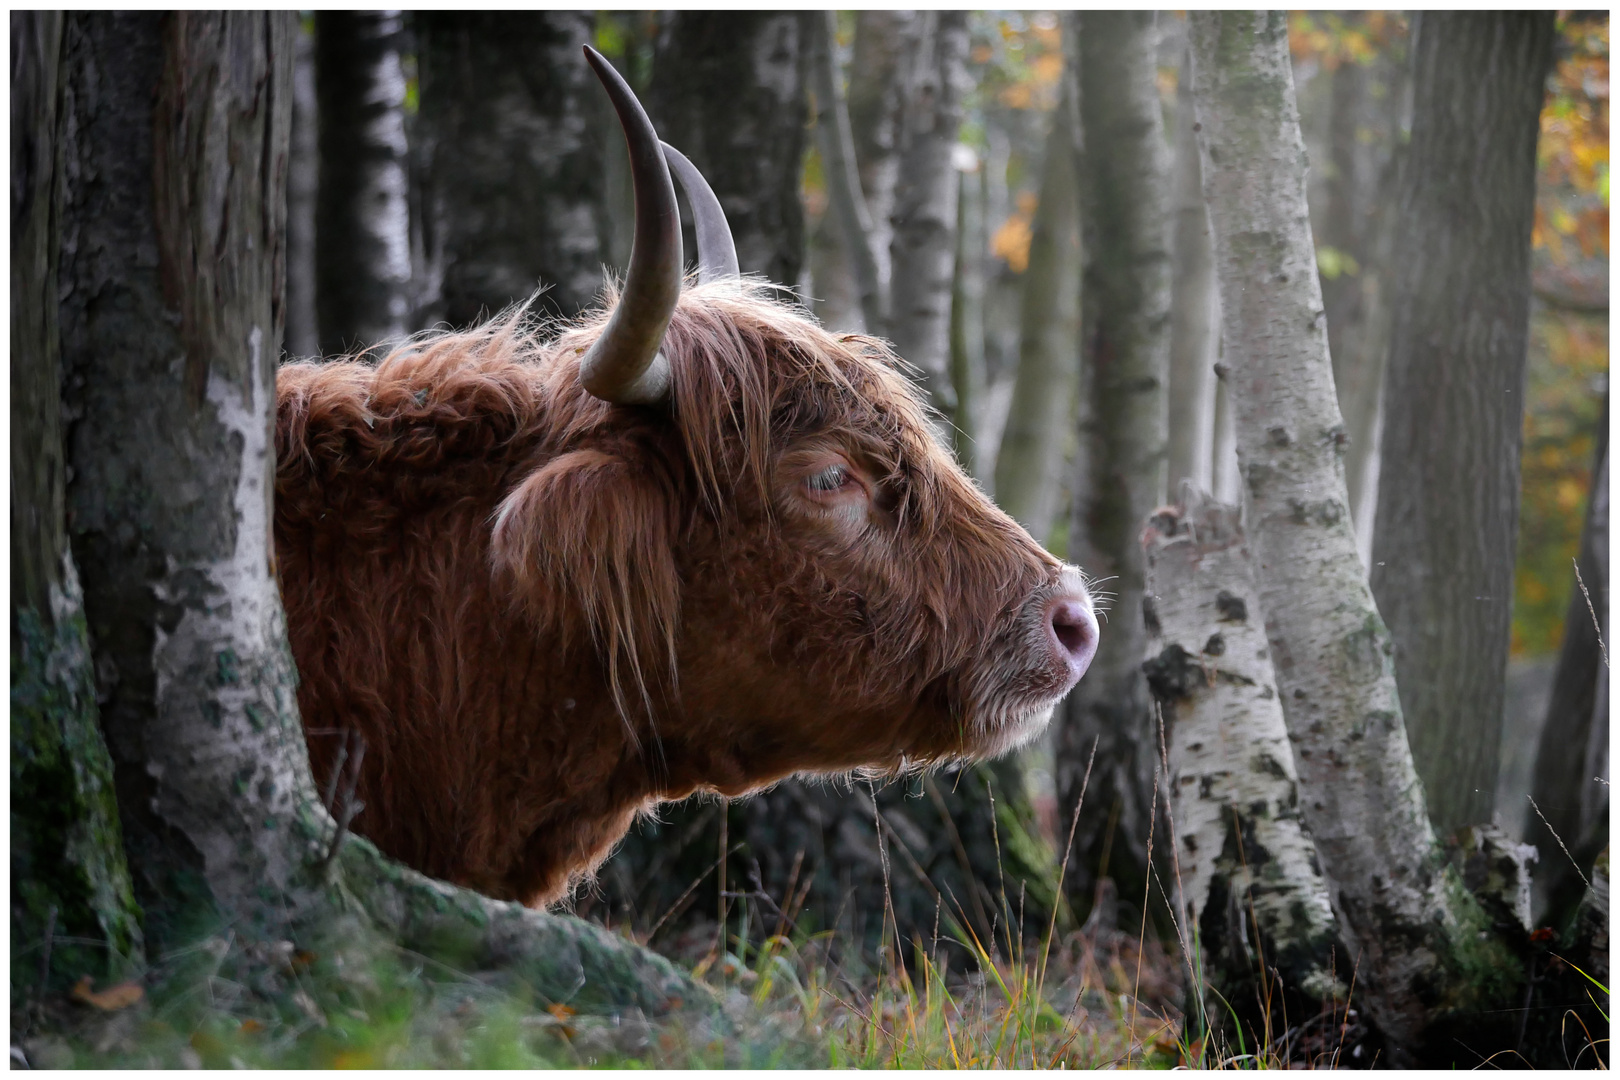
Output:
[491, 449, 679, 717]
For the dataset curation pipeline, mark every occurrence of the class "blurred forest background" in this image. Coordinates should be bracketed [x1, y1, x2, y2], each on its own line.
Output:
[277, 9, 1608, 951]
[11, 8, 1607, 1068]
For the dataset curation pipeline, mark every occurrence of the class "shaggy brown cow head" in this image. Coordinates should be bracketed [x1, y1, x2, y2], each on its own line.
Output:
[488, 49, 1099, 799]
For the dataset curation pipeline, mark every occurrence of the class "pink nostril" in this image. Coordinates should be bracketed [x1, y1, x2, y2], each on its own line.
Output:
[1048, 598, 1099, 674]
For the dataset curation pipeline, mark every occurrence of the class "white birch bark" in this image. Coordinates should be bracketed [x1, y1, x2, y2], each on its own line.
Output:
[1166, 52, 1219, 494]
[1187, 12, 1511, 1056]
[1142, 489, 1341, 1005]
[887, 11, 969, 426]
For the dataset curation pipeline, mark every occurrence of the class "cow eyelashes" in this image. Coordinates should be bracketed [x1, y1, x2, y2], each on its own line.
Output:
[806, 463, 852, 493]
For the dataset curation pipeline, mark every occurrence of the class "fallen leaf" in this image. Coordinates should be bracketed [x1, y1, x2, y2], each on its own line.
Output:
[71, 976, 144, 1011]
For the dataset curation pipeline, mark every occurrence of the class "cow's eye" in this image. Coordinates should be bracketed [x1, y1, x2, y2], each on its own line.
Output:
[806, 463, 852, 493]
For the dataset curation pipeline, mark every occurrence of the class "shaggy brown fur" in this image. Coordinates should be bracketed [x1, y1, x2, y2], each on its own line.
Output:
[276, 282, 1084, 906]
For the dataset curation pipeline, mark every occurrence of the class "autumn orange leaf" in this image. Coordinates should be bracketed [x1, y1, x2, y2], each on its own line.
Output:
[71, 975, 144, 1011]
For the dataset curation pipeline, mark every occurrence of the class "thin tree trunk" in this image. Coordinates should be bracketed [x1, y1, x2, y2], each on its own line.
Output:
[414, 12, 604, 327]
[1188, 12, 1519, 1058]
[1314, 24, 1409, 559]
[887, 11, 970, 425]
[950, 160, 988, 478]
[1142, 490, 1342, 1034]
[1166, 50, 1218, 494]
[1057, 10, 1173, 919]
[1370, 12, 1555, 837]
[993, 79, 1080, 540]
[846, 11, 916, 307]
[1210, 369, 1240, 504]
[649, 12, 812, 289]
[811, 10, 881, 336]
[313, 11, 411, 354]
[1530, 409, 1609, 926]
[807, 190, 865, 334]
[11, 9, 144, 995]
[283, 17, 318, 360]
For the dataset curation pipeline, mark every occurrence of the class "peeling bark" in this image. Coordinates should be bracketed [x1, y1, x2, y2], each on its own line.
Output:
[1142, 490, 1343, 1028]
[887, 11, 970, 425]
[1058, 10, 1173, 919]
[1371, 12, 1555, 837]
[1188, 12, 1516, 1058]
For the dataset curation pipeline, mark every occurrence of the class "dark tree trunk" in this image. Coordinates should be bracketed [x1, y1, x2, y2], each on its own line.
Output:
[949, 160, 988, 477]
[1057, 10, 1173, 920]
[283, 17, 318, 360]
[57, 11, 324, 943]
[1370, 12, 1555, 838]
[313, 11, 410, 354]
[10, 9, 144, 998]
[1529, 402, 1608, 927]
[648, 12, 812, 289]
[414, 12, 604, 327]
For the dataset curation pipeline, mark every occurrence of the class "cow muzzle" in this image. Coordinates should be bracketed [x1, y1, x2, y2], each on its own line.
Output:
[1042, 567, 1099, 691]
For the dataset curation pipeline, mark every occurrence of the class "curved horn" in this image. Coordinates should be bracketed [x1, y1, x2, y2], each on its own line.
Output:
[580, 46, 680, 405]
[661, 142, 740, 284]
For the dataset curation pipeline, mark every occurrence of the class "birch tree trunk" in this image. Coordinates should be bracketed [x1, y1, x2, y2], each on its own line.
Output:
[1188, 12, 1520, 1058]
[846, 11, 917, 309]
[283, 18, 318, 360]
[11, 9, 144, 996]
[649, 12, 812, 289]
[313, 11, 411, 354]
[811, 10, 880, 336]
[1166, 51, 1219, 494]
[1370, 12, 1555, 837]
[1142, 490, 1342, 1035]
[414, 12, 604, 327]
[1056, 10, 1173, 919]
[887, 11, 970, 426]
[993, 77, 1080, 540]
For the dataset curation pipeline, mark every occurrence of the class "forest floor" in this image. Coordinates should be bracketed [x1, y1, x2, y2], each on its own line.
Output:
[10, 888, 1391, 1069]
